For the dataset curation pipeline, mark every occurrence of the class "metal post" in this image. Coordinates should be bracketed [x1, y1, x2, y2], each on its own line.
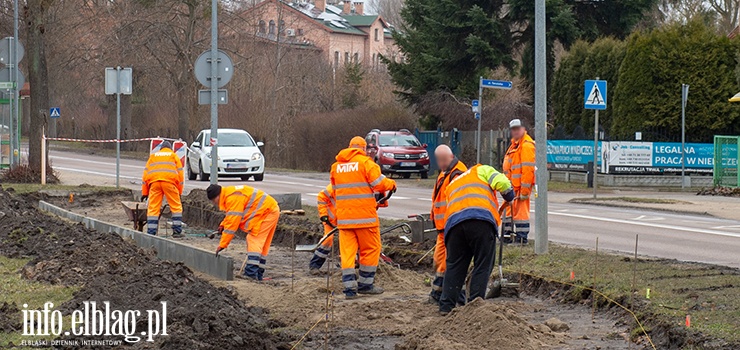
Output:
[593, 109, 599, 199]
[477, 76, 483, 164]
[534, 0, 548, 254]
[681, 84, 689, 189]
[12, 0, 20, 166]
[209, 0, 219, 185]
[116, 66, 121, 188]
[41, 127, 46, 185]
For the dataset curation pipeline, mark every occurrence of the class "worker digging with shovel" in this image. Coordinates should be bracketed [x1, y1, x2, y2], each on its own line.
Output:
[141, 140, 184, 238]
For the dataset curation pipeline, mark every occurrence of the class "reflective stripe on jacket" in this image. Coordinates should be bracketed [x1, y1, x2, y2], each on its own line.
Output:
[330, 147, 396, 229]
[503, 133, 536, 197]
[444, 164, 513, 234]
[431, 159, 467, 231]
[141, 148, 184, 195]
[218, 185, 279, 248]
[317, 184, 337, 226]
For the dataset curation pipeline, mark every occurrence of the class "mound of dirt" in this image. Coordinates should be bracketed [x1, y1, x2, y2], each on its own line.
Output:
[697, 186, 740, 197]
[0, 302, 20, 332]
[397, 298, 562, 350]
[0, 189, 289, 349]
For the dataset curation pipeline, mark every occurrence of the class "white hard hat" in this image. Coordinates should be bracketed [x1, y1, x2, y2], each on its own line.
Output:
[509, 119, 523, 128]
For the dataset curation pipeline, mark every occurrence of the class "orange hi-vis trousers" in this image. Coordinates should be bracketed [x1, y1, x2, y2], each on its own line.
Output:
[430, 232, 446, 300]
[146, 181, 183, 235]
[340, 226, 380, 295]
[309, 223, 335, 270]
[243, 206, 280, 280]
[503, 197, 531, 240]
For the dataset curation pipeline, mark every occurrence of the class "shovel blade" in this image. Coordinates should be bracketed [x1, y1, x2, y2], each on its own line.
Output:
[295, 244, 319, 252]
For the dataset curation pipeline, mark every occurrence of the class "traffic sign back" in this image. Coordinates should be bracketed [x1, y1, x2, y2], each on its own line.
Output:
[195, 50, 234, 88]
[584, 80, 607, 110]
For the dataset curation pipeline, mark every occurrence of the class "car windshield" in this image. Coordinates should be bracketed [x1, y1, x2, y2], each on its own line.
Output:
[205, 132, 254, 147]
[379, 134, 421, 147]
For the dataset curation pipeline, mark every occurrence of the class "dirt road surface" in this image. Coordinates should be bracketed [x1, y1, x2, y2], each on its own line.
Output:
[48, 148, 740, 268]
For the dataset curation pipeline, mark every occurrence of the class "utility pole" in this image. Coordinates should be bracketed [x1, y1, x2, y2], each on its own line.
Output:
[533, 0, 548, 254]
[593, 77, 599, 199]
[477, 77, 483, 164]
[209, 0, 219, 185]
[12, 0, 20, 166]
[681, 84, 689, 189]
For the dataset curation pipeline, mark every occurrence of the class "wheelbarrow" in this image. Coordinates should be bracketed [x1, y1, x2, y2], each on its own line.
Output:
[121, 201, 148, 232]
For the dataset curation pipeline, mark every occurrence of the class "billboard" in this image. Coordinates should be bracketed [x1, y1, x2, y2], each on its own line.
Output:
[548, 140, 737, 174]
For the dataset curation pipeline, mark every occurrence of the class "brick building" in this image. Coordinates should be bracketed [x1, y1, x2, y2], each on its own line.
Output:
[243, 0, 401, 69]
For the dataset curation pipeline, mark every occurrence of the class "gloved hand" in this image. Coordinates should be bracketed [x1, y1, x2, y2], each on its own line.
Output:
[140, 195, 148, 202]
[218, 225, 224, 234]
[320, 216, 329, 223]
[215, 246, 224, 256]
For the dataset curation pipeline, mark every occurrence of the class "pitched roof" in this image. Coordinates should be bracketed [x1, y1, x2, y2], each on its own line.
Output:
[343, 15, 379, 27]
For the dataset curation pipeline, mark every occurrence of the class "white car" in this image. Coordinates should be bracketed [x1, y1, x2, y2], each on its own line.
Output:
[187, 129, 265, 182]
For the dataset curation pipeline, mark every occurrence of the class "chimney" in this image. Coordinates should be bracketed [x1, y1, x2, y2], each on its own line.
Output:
[315, 0, 325, 12]
[343, 1, 351, 14]
[354, 1, 363, 15]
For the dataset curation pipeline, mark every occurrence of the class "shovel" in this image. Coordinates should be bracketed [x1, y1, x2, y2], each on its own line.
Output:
[487, 203, 520, 299]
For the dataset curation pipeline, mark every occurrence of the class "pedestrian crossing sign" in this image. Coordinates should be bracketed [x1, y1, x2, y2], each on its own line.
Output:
[584, 80, 607, 110]
[49, 107, 61, 118]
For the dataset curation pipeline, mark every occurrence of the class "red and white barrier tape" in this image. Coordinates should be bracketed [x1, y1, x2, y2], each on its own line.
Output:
[43, 136, 183, 143]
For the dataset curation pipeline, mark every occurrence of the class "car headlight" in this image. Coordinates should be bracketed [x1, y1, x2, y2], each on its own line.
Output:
[420, 152, 429, 159]
[251, 152, 262, 161]
[383, 152, 395, 158]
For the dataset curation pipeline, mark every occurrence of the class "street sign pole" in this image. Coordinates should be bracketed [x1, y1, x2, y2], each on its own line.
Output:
[681, 84, 689, 189]
[12, 0, 19, 166]
[592, 76, 599, 199]
[534, 0, 548, 254]
[116, 66, 121, 188]
[477, 77, 483, 164]
[209, 0, 219, 185]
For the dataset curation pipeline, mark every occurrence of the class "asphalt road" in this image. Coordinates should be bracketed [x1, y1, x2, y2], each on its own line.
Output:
[48, 149, 740, 268]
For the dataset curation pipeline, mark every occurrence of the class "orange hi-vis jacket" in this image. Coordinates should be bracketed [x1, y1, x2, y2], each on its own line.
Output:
[503, 133, 536, 197]
[330, 147, 396, 229]
[431, 159, 467, 231]
[218, 185, 278, 249]
[317, 184, 337, 226]
[142, 148, 184, 196]
[444, 164, 513, 233]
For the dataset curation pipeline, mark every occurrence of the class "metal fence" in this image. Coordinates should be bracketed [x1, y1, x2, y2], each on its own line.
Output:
[416, 128, 510, 173]
[713, 135, 740, 187]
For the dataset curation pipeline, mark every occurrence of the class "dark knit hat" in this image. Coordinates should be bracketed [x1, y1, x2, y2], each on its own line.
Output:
[206, 184, 222, 200]
[160, 140, 172, 149]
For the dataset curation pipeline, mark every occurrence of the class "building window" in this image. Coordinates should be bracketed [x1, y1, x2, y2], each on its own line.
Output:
[297, 28, 304, 36]
[279, 20, 285, 34]
[353, 52, 359, 63]
[345, 52, 350, 63]
[259, 20, 266, 34]
[371, 53, 375, 67]
[269, 20, 276, 35]
[374, 28, 379, 41]
[334, 51, 340, 67]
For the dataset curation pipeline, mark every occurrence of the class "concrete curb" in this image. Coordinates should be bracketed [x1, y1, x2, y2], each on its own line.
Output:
[38, 201, 234, 280]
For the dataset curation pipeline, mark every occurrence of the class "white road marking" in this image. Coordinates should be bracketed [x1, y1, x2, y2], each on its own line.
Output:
[51, 156, 142, 169]
[417, 198, 432, 201]
[551, 211, 740, 239]
[632, 215, 665, 221]
[392, 196, 410, 200]
[711, 225, 740, 230]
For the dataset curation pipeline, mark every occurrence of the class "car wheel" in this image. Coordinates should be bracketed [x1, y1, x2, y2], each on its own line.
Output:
[240, 175, 251, 181]
[187, 159, 197, 180]
[253, 173, 264, 182]
[421, 171, 429, 179]
[402, 173, 411, 179]
[199, 160, 210, 182]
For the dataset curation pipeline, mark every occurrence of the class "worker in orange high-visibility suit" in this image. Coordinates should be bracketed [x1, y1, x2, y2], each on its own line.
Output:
[141, 140, 184, 237]
[502, 119, 536, 244]
[207, 184, 280, 281]
[428, 145, 467, 303]
[309, 184, 337, 275]
[331, 136, 396, 299]
[440, 164, 514, 314]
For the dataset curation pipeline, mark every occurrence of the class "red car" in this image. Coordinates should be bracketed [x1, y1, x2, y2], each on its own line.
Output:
[365, 129, 430, 179]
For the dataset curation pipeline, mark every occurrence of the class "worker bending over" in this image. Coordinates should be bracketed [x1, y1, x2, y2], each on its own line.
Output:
[208, 184, 280, 281]
[428, 145, 467, 303]
[141, 140, 184, 238]
[331, 136, 396, 299]
[440, 164, 514, 315]
[309, 184, 336, 275]
[502, 119, 535, 244]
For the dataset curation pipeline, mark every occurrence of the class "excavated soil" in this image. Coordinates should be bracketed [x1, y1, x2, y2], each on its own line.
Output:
[0, 187, 289, 349]
[46, 190, 643, 349]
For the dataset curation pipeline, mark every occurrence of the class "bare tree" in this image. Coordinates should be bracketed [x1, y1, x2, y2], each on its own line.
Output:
[26, 0, 54, 172]
[708, 0, 740, 33]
